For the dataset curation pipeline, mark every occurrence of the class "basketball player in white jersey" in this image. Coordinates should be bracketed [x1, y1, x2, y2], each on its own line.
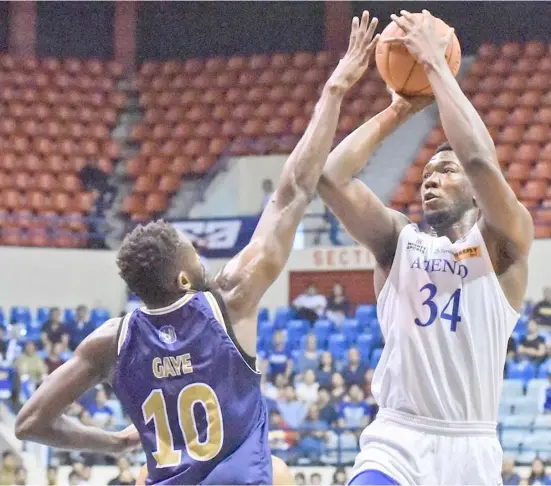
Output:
[318, 10, 533, 485]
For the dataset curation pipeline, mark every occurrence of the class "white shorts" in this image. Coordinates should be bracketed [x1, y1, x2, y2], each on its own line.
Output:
[351, 409, 503, 485]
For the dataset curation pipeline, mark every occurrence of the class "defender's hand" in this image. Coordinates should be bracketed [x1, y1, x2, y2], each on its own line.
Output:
[326, 11, 380, 94]
[384, 10, 454, 69]
[389, 88, 434, 115]
[115, 425, 141, 454]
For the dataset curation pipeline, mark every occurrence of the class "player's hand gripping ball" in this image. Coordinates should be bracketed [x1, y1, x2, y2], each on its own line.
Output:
[376, 10, 461, 95]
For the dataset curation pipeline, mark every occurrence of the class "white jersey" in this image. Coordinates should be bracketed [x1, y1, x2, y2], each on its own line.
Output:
[373, 222, 519, 423]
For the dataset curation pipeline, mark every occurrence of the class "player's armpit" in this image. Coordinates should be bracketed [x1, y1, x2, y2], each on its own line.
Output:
[318, 176, 408, 266]
[14, 319, 134, 453]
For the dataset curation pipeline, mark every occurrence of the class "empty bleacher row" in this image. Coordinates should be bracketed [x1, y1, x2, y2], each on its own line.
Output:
[122, 52, 391, 220]
[390, 41, 551, 238]
[0, 55, 125, 247]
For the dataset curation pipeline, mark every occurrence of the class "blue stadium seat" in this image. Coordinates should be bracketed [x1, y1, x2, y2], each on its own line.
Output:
[502, 379, 524, 398]
[328, 334, 347, 361]
[10, 306, 32, 327]
[355, 305, 377, 325]
[370, 347, 383, 368]
[64, 308, 77, 324]
[258, 320, 274, 342]
[273, 307, 293, 330]
[286, 320, 309, 348]
[500, 415, 534, 429]
[341, 319, 361, 345]
[356, 334, 374, 362]
[257, 307, 269, 323]
[313, 319, 334, 349]
[501, 430, 525, 450]
[90, 308, 111, 326]
[25, 320, 43, 341]
[36, 307, 50, 326]
[537, 359, 551, 378]
[506, 360, 536, 383]
[0, 308, 4, 327]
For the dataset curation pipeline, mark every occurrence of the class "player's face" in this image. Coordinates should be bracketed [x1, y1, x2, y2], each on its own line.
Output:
[421, 151, 475, 228]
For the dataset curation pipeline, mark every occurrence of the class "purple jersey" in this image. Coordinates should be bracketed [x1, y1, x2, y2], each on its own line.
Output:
[113, 291, 272, 485]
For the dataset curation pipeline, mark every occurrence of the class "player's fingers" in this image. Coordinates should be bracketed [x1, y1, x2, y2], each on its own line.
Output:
[364, 17, 379, 43]
[382, 36, 405, 45]
[364, 33, 381, 54]
[359, 10, 370, 32]
[347, 16, 359, 51]
[422, 9, 435, 28]
[390, 14, 410, 33]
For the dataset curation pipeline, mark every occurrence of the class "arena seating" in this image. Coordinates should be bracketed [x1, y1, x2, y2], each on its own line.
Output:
[123, 53, 391, 221]
[390, 41, 551, 238]
[0, 55, 125, 247]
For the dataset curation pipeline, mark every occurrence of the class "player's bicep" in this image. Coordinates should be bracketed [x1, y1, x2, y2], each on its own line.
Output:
[16, 320, 117, 430]
[467, 160, 533, 255]
[318, 176, 407, 265]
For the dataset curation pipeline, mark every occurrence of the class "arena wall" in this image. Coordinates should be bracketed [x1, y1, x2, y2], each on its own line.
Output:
[1, 240, 549, 315]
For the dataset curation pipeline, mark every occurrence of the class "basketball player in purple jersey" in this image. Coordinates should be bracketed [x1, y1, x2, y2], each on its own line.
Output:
[15, 12, 380, 485]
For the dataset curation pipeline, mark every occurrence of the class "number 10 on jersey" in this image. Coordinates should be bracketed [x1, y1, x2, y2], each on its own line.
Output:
[415, 283, 462, 332]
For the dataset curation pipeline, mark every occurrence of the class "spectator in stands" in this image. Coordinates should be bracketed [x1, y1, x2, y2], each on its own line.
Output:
[326, 282, 349, 327]
[297, 405, 329, 458]
[13, 466, 27, 485]
[277, 385, 309, 428]
[3, 326, 22, 366]
[527, 458, 551, 485]
[317, 388, 339, 426]
[338, 384, 371, 430]
[46, 466, 58, 486]
[363, 368, 374, 400]
[507, 337, 517, 360]
[296, 334, 320, 374]
[543, 372, 551, 413]
[342, 347, 367, 386]
[85, 387, 115, 429]
[317, 351, 335, 388]
[41, 307, 69, 351]
[502, 456, 520, 485]
[332, 467, 348, 485]
[296, 369, 320, 404]
[44, 343, 66, 374]
[518, 320, 548, 364]
[67, 470, 81, 486]
[533, 287, 551, 327]
[67, 306, 94, 351]
[294, 472, 306, 485]
[293, 284, 327, 324]
[0, 327, 6, 364]
[331, 372, 347, 401]
[324, 206, 342, 246]
[14, 341, 46, 386]
[310, 472, 322, 485]
[261, 178, 274, 210]
[0, 451, 18, 485]
[267, 330, 292, 379]
[263, 372, 287, 401]
[108, 457, 135, 485]
[268, 410, 294, 456]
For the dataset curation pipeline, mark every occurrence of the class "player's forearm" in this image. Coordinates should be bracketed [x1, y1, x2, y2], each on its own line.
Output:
[322, 101, 412, 187]
[425, 60, 497, 168]
[15, 414, 124, 453]
[277, 84, 345, 203]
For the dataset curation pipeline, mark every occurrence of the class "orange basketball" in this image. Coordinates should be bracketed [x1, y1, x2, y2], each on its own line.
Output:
[375, 13, 461, 95]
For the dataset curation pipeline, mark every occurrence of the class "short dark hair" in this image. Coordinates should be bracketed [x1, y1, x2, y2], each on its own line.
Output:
[117, 220, 183, 304]
[434, 141, 453, 155]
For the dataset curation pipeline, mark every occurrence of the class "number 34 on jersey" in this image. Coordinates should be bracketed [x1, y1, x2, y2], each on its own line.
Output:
[415, 284, 462, 332]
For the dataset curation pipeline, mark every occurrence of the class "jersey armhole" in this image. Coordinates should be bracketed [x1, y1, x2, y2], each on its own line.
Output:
[207, 290, 257, 370]
[116, 313, 132, 356]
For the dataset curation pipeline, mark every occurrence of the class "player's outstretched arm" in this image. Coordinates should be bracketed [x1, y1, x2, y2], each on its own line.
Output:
[318, 91, 430, 265]
[214, 12, 380, 355]
[15, 319, 140, 453]
[387, 10, 533, 255]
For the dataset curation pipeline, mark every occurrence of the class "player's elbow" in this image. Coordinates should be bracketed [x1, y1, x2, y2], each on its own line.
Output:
[15, 408, 42, 441]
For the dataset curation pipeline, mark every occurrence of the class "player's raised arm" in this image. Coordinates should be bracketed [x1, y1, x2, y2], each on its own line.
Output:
[386, 10, 533, 255]
[318, 91, 430, 265]
[15, 319, 140, 453]
[214, 12, 379, 352]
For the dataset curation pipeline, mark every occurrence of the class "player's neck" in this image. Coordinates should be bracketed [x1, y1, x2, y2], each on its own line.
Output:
[143, 291, 188, 310]
[430, 208, 479, 242]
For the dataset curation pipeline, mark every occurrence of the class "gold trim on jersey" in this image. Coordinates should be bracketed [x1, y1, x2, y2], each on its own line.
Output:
[204, 291, 227, 332]
[141, 292, 196, 316]
[117, 312, 132, 356]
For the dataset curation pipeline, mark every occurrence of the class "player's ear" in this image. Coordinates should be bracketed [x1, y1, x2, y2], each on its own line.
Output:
[178, 271, 192, 291]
